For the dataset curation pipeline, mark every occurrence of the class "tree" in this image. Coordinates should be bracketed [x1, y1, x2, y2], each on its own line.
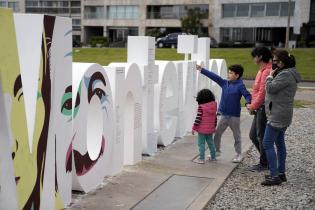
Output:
[181, 7, 203, 35]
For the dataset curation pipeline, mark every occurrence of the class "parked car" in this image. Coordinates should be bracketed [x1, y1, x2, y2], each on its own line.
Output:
[209, 37, 218, 48]
[156, 32, 188, 48]
[73, 40, 81, 47]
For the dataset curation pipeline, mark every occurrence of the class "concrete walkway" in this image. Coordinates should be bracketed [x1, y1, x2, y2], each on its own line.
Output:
[69, 110, 253, 210]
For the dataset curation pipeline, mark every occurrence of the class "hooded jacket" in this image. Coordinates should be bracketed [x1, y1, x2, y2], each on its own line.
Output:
[250, 62, 272, 110]
[201, 68, 251, 117]
[192, 101, 217, 134]
[265, 67, 301, 128]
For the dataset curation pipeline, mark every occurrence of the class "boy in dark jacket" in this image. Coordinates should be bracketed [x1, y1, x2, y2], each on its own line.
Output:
[196, 64, 251, 163]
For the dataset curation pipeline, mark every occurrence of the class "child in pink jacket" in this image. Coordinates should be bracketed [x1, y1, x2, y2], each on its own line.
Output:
[192, 89, 217, 164]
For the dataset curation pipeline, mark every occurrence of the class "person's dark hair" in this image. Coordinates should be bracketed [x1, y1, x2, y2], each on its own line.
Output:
[196, 89, 215, 105]
[228, 64, 244, 79]
[251, 46, 272, 63]
[273, 49, 296, 68]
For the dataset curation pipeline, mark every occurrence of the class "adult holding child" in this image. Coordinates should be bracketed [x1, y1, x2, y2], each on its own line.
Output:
[247, 46, 272, 172]
[261, 49, 301, 186]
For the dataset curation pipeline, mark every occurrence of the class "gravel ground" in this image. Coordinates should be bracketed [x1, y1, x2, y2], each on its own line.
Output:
[205, 108, 315, 210]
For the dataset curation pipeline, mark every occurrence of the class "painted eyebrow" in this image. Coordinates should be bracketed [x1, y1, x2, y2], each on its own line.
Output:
[65, 85, 72, 93]
[64, 29, 72, 37]
[89, 72, 106, 88]
[64, 52, 72, 57]
[14, 75, 22, 97]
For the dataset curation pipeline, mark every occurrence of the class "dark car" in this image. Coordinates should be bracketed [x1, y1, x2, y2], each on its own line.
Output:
[73, 40, 81, 47]
[156, 32, 188, 48]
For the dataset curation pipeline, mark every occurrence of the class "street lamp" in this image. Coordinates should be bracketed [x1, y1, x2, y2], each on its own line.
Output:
[285, 0, 291, 48]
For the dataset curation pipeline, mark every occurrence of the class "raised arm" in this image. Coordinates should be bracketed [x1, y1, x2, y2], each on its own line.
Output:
[198, 67, 226, 87]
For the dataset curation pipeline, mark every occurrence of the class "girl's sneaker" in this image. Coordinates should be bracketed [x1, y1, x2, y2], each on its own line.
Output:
[193, 158, 205, 164]
[232, 154, 242, 163]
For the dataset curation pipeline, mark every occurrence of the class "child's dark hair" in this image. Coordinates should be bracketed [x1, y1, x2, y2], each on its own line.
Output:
[228, 64, 244, 79]
[196, 89, 215, 105]
[251, 46, 272, 63]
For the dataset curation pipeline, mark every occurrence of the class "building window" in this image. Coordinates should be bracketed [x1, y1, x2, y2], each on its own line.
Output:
[311, 0, 315, 22]
[84, 6, 104, 19]
[222, 4, 236, 17]
[236, 4, 249, 17]
[220, 27, 256, 43]
[266, 3, 280, 16]
[71, 8, 80, 14]
[147, 5, 208, 19]
[71, 1, 80, 7]
[25, 1, 39, 7]
[222, 2, 295, 18]
[220, 28, 230, 41]
[251, 4, 265, 17]
[280, 2, 295, 16]
[0, 1, 7, 7]
[108, 5, 139, 20]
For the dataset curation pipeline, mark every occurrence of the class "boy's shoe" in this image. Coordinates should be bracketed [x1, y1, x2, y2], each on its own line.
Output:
[248, 163, 268, 172]
[261, 176, 282, 186]
[232, 154, 242, 163]
[193, 158, 205, 164]
[279, 173, 287, 182]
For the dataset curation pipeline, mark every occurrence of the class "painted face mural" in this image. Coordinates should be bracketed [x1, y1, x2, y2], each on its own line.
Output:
[0, 11, 59, 209]
[50, 16, 73, 206]
[72, 64, 114, 192]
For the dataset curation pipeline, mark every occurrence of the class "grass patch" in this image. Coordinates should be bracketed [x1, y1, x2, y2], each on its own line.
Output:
[73, 48, 315, 81]
[293, 100, 315, 108]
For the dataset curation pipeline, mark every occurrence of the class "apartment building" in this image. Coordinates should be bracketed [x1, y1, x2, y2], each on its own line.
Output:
[213, 0, 311, 47]
[0, 0, 313, 47]
[82, 0, 312, 47]
[0, 0, 81, 43]
[82, 0, 214, 44]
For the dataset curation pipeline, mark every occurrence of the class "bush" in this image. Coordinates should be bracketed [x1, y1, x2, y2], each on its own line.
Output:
[218, 41, 254, 48]
[297, 40, 306, 48]
[309, 41, 315, 47]
[146, 28, 163, 38]
[89, 36, 108, 47]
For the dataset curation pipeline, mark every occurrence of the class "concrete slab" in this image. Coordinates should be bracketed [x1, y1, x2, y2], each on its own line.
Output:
[131, 175, 213, 210]
[69, 109, 253, 210]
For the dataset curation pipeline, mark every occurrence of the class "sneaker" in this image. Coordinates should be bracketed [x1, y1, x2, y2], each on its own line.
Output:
[208, 156, 217, 161]
[248, 164, 268, 172]
[232, 154, 242, 163]
[216, 150, 221, 157]
[207, 155, 218, 160]
[261, 176, 282, 186]
[279, 173, 287, 182]
[193, 158, 205, 164]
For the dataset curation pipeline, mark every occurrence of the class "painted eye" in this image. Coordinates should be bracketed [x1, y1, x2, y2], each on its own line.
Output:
[93, 88, 106, 100]
[73, 91, 80, 118]
[61, 92, 72, 116]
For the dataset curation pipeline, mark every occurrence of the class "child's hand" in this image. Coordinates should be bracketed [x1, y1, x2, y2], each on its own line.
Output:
[192, 130, 195, 135]
[196, 64, 202, 71]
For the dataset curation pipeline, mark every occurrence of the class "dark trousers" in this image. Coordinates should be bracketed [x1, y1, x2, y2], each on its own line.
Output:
[249, 105, 268, 167]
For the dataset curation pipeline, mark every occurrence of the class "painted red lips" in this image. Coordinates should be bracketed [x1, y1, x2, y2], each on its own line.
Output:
[73, 136, 105, 176]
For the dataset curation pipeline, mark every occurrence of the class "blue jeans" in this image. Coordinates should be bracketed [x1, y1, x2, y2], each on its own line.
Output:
[263, 124, 287, 177]
[198, 134, 216, 160]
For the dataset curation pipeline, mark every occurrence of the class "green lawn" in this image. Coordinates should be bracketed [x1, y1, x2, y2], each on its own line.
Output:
[73, 48, 315, 81]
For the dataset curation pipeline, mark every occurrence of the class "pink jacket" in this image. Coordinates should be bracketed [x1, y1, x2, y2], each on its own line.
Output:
[192, 101, 217, 134]
[250, 62, 272, 110]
